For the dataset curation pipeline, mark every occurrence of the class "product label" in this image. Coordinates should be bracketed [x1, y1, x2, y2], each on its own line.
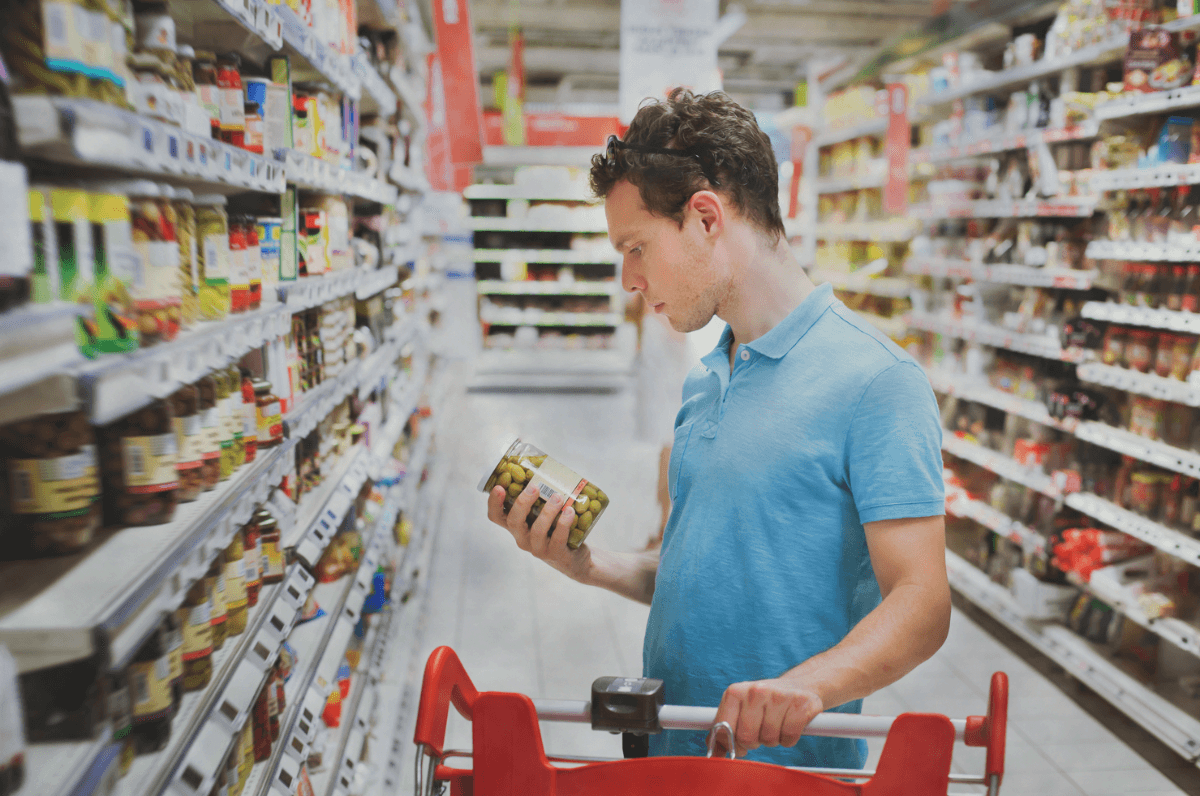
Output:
[182, 603, 213, 658]
[130, 657, 172, 721]
[197, 85, 220, 125]
[9, 446, 100, 517]
[530, 457, 587, 504]
[173, 415, 204, 469]
[218, 396, 232, 449]
[223, 557, 247, 610]
[42, 2, 79, 65]
[244, 115, 263, 151]
[121, 434, 178, 493]
[262, 538, 285, 579]
[244, 545, 261, 585]
[230, 246, 249, 290]
[211, 575, 227, 624]
[219, 87, 245, 131]
[202, 233, 229, 283]
[243, 403, 257, 441]
[166, 624, 183, 683]
[150, 240, 178, 302]
[199, 406, 221, 459]
[256, 401, 281, 441]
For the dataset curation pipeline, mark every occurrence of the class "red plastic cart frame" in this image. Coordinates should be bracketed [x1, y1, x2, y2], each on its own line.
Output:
[414, 646, 1008, 796]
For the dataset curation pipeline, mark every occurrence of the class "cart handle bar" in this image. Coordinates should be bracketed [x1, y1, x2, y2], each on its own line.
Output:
[533, 699, 968, 741]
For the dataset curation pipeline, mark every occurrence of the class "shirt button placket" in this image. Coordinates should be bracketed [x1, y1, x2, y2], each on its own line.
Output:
[740, 349, 750, 362]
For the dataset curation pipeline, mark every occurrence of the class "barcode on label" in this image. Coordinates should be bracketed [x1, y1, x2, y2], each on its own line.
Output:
[134, 671, 150, 706]
[11, 470, 32, 504]
[45, 4, 69, 48]
[156, 655, 170, 681]
[190, 603, 210, 626]
[126, 444, 147, 477]
[536, 483, 558, 502]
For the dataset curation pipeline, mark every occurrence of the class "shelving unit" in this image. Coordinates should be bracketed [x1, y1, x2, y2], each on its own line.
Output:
[810, 2, 1200, 763]
[465, 172, 636, 390]
[0, 0, 447, 787]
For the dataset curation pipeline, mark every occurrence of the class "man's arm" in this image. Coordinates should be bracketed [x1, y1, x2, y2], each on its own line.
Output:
[713, 514, 949, 756]
[487, 482, 659, 605]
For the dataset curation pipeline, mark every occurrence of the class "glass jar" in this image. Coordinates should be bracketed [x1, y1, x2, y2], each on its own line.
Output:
[129, 623, 172, 754]
[1102, 326, 1127, 367]
[206, 557, 227, 651]
[192, 50, 220, 136]
[223, 531, 248, 636]
[168, 384, 204, 503]
[196, 375, 221, 491]
[229, 216, 250, 314]
[246, 218, 262, 310]
[243, 513, 262, 607]
[0, 411, 101, 556]
[178, 578, 213, 691]
[257, 217, 281, 303]
[1125, 329, 1156, 373]
[163, 609, 183, 709]
[173, 188, 200, 330]
[194, 195, 230, 320]
[215, 52, 245, 148]
[214, 369, 232, 481]
[478, 438, 610, 550]
[156, 186, 183, 342]
[124, 183, 171, 345]
[241, 369, 258, 463]
[259, 512, 284, 584]
[254, 380, 283, 449]
[99, 400, 178, 527]
[1155, 332, 1176, 379]
[226, 365, 246, 469]
[1171, 335, 1194, 381]
[89, 191, 140, 354]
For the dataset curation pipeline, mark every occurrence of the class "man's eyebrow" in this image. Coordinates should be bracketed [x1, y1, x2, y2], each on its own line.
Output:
[613, 237, 632, 252]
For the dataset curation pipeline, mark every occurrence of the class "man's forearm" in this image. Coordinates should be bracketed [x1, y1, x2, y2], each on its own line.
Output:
[780, 580, 950, 710]
[582, 547, 658, 605]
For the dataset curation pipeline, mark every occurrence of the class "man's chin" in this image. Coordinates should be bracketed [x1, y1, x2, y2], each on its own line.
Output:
[669, 312, 714, 334]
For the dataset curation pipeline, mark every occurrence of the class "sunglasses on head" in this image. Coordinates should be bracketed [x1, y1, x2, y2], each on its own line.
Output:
[604, 134, 720, 187]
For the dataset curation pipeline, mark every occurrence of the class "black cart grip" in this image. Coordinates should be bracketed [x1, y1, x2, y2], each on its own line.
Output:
[590, 676, 665, 734]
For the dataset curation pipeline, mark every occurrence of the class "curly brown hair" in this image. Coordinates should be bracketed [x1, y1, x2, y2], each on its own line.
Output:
[590, 88, 784, 241]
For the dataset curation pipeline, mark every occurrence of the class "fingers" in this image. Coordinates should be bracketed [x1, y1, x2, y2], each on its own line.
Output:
[528, 493, 565, 556]
[487, 486, 509, 525]
[778, 703, 810, 748]
[713, 687, 744, 758]
[716, 681, 817, 758]
[547, 501, 576, 552]
[506, 482, 541, 534]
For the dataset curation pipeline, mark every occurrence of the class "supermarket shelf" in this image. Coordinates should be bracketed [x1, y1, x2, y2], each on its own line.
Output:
[279, 265, 398, 311]
[909, 123, 1100, 165]
[356, 266, 401, 300]
[0, 303, 86, 410]
[903, 258, 1099, 290]
[1065, 492, 1200, 569]
[1091, 162, 1200, 192]
[808, 270, 912, 299]
[79, 305, 291, 425]
[480, 310, 623, 328]
[945, 485, 1048, 553]
[476, 280, 618, 296]
[21, 735, 114, 796]
[1086, 240, 1200, 263]
[468, 217, 607, 233]
[353, 55, 398, 116]
[389, 164, 430, 194]
[245, 501, 393, 796]
[464, 184, 594, 202]
[1097, 82, 1200, 122]
[283, 363, 365, 440]
[909, 198, 1097, 220]
[1081, 301, 1200, 335]
[1080, 563, 1200, 660]
[118, 566, 311, 796]
[925, 369, 1079, 434]
[1075, 421, 1200, 481]
[0, 441, 292, 675]
[814, 172, 886, 194]
[814, 221, 919, 242]
[907, 312, 1088, 364]
[943, 434, 1061, 499]
[276, 5, 361, 99]
[14, 96, 285, 194]
[945, 549, 1200, 760]
[472, 334, 638, 391]
[916, 36, 1127, 109]
[814, 118, 886, 147]
[473, 248, 618, 264]
[1077, 361, 1200, 406]
[287, 444, 369, 558]
[284, 151, 398, 203]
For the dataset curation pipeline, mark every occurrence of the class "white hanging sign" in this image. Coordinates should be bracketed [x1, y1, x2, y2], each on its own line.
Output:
[619, 0, 721, 124]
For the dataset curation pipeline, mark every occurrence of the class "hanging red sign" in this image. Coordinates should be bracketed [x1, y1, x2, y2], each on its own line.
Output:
[787, 125, 812, 220]
[433, 0, 485, 165]
[883, 83, 909, 215]
[424, 53, 453, 192]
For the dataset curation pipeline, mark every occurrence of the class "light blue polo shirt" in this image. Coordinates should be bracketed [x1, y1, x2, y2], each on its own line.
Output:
[644, 282, 944, 768]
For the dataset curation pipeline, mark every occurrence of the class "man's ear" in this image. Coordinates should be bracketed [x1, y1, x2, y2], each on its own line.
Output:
[687, 190, 725, 237]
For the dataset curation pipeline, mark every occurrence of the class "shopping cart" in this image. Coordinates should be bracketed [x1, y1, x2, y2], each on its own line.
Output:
[413, 646, 1008, 796]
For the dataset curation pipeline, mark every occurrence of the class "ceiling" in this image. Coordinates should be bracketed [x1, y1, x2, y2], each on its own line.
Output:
[460, 0, 941, 112]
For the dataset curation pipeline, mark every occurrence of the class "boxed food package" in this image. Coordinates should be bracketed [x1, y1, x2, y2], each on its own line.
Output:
[1125, 27, 1193, 93]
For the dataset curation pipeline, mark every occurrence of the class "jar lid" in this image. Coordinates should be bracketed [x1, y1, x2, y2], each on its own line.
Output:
[177, 44, 196, 58]
[259, 516, 278, 533]
[192, 193, 227, 205]
[253, 379, 273, 393]
[172, 186, 195, 202]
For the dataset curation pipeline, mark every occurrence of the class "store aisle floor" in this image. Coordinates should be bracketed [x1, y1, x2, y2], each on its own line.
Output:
[401, 346, 1197, 796]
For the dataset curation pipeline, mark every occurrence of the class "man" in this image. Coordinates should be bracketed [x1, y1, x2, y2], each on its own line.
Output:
[486, 88, 949, 769]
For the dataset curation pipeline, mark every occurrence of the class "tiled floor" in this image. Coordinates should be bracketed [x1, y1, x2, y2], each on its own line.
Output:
[401, 323, 1200, 795]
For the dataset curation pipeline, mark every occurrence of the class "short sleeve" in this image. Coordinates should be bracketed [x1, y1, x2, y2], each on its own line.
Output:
[845, 360, 944, 525]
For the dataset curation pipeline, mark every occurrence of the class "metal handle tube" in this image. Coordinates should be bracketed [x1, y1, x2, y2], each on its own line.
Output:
[531, 699, 969, 741]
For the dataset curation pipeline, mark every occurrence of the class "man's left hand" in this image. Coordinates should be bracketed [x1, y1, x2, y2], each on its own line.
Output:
[711, 678, 824, 758]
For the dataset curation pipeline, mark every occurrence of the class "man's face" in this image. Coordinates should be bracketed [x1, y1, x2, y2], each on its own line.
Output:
[604, 179, 726, 333]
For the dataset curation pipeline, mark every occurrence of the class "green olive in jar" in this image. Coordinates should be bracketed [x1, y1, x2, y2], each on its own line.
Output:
[479, 439, 610, 550]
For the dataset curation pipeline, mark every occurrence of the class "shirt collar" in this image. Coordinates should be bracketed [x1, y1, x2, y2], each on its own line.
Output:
[699, 283, 836, 369]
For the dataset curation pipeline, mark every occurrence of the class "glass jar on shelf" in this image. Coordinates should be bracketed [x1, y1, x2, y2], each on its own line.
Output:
[241, 369, 259, 463]
[168, 384, 204, 503]
[98, 400, 178, 527]
[195, 195, 231, 320]
[196, 375, 221, 491]
[254, 379, 282, 449]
